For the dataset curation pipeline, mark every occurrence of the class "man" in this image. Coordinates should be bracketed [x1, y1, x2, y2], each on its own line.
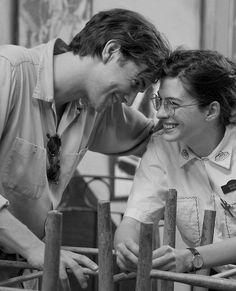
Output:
[0, 8, 169, 290]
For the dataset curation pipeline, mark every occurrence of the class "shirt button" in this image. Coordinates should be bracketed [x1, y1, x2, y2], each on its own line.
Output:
[181, 149, 189, 160]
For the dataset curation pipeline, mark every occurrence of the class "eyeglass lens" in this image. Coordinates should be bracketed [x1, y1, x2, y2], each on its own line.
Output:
[152, 95, 174, 116]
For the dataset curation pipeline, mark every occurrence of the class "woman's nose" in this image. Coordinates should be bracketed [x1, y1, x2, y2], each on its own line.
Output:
[155, 102, 169, 119]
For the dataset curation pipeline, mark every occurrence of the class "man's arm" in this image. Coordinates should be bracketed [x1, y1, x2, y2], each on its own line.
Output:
[0, 207, 98, 289]
[0, 206, 45, 264]
[89, 103, 155, 157]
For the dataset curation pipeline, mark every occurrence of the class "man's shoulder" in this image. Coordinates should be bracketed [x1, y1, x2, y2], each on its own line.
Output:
[0, 42, 49, 66]
[0, 45, 29, 64]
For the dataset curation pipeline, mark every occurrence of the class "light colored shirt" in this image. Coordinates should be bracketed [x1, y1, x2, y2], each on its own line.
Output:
[125, 125, 236, 250]
[0, 39, 153, 238]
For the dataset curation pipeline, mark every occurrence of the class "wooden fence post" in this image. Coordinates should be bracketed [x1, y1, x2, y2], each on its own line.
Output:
[161, 189, 177, 291]
[135, 222, 153, 291]
[98, 201, 114, 291]
[42, 210, 62, 291]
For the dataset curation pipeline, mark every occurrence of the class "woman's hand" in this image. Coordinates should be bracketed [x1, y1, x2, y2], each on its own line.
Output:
[152, 245, 193, 273]
[116, 239, 139, 272]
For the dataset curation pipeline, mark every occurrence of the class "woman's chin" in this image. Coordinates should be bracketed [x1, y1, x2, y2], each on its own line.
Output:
[162, 130, 180, 142]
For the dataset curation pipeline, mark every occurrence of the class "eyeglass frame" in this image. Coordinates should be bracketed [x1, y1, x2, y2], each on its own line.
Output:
[150, 92, 200, 117]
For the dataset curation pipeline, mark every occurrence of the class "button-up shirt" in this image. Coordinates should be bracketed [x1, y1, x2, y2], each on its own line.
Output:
[0, 39, 153, 239]
[125, 125, 236, 251]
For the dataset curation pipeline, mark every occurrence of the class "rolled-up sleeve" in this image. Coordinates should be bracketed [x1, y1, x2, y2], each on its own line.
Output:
[124, 135, 167, 223]
[0, 56, 17, 206]
[0, 195, 9, 210]
[0, 56, 16, 140]
[89, 103, 154, 157]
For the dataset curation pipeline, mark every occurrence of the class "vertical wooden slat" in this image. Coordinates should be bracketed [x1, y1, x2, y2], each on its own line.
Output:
[152, 218, 161, 291]
[135, 222, 153, 291]
[199, 210, 216, 246]
[98, 201, 114, 291]
[192, 210, 216, 291]
[161, 189, 177, 291]
[42, 210, 62, 291]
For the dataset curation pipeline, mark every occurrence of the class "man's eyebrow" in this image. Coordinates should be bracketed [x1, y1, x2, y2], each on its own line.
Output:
[140, 78, 146, 91]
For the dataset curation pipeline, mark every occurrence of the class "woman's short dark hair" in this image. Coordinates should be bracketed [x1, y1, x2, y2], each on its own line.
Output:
[68, 8, 170, 84]
[162, 49, 236, 125]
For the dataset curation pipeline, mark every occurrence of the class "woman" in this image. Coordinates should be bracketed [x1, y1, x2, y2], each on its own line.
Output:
[114, 49, 236, 276]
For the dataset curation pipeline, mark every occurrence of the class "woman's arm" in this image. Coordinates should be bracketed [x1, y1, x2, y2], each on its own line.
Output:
[151, 238, 236, 273]
[114, 216, 141, 271]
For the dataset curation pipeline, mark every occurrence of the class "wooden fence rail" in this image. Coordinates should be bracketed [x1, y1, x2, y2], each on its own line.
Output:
[1, 190, 236, 291]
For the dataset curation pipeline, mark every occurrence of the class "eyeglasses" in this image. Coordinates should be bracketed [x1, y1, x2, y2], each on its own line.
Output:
[150, 93, 199, 117]
[46, 133, 61, 184]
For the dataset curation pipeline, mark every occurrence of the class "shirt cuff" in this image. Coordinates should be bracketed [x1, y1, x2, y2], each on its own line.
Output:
[124, 207, 154, 223]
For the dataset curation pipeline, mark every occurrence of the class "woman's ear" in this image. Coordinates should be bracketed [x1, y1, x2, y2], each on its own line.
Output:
[102, 40, 121, 63]
[205, 101, 220, 122]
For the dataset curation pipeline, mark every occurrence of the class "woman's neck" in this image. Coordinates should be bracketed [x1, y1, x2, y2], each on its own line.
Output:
[186, 124, 225, 157]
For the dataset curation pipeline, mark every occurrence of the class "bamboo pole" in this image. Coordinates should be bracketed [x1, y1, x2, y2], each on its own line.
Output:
[212, 268, 236, 278]
[98, 201, 114, 291]
[150, 269, 236, 291]
[193, 210, 216, 291]
[41, 210, 62, 291]
[0, 271, 43, 287]
[114, 269, 236, 290]
[135, 222, 153, 291]
[161, 189, 177, 291]
[0, 287, 35, 291]
[0, 260, 38, 270]
[61, 246, 116, 255]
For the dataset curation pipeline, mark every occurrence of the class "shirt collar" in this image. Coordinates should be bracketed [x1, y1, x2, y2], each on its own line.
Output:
[32, 38, 69, 103]
[179, 125, 235, 169]
[207, 125, 234, 169]
[178, 144, 197, 167]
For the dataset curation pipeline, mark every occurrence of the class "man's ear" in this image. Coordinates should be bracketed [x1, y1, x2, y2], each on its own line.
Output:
[102, 40, 121, 63]
[205, 101, 220, 122]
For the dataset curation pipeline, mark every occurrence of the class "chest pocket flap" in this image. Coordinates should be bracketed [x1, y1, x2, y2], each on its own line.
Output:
[2, 137, 46, 199]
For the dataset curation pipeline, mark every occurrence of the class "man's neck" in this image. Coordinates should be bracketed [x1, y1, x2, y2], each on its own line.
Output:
[53, 52, 89, 106]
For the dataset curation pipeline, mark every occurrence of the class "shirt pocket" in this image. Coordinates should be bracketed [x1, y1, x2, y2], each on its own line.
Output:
[2, 137, 46, 199]
[220, 191, 236, 237]
[223, 201, 236, 238]
[176, 196, 201, 247]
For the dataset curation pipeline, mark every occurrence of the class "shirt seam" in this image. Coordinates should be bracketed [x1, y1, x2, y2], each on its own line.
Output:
[0, 55, 40, 68]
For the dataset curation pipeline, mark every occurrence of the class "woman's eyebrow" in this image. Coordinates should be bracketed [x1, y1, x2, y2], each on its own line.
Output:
[158, 91, 182, 102]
